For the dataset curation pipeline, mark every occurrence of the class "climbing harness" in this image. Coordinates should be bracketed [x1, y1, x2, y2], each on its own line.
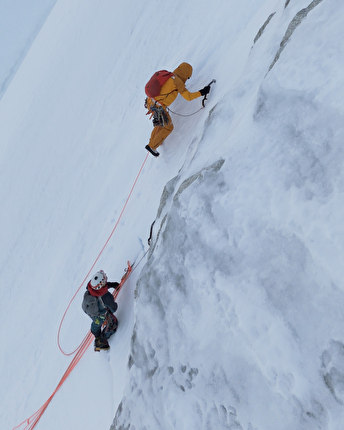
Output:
[150, 103, 170, 127]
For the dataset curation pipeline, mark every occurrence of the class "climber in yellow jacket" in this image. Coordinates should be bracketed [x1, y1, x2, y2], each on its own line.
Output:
[144, 62, 211, 157]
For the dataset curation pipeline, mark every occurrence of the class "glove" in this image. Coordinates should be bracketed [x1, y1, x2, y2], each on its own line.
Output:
[199, 85, 210, 96]
[108, 281, 120, 291]
[108, 302, 118, 313]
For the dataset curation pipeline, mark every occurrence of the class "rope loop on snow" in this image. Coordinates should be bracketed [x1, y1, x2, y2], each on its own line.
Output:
[57, 153, 149, 356]
[12, 153, 149, 430]
[12, 79, 216, 430]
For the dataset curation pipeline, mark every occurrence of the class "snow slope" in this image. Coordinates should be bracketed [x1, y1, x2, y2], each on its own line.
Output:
[0, 0, 57, 100]
[1, 0, 344, 429]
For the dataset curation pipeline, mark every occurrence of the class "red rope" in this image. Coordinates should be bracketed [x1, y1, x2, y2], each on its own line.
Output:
[12, 153, 148, 430]
[57, 153, 148, 356]
[13, 263, 132, 430]
[13, 332, 94, 430]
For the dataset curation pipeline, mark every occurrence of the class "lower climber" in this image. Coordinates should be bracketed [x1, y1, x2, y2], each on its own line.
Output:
[82, 270, 120, 351]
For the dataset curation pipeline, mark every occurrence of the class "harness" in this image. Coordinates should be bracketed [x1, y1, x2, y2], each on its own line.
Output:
[145, 97, 172, 127]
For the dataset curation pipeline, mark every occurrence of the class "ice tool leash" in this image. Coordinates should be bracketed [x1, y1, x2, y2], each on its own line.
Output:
[167, 78, 216, 117]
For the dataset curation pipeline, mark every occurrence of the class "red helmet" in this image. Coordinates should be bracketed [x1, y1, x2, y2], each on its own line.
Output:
[90, 270, 108, 290]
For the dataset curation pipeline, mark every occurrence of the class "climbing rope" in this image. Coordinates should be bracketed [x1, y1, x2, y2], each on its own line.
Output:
[12, 78, 215, 430]
[13, 331, 94, 430]
[12, 151, 149, 430]
[57, 153, 148, 356]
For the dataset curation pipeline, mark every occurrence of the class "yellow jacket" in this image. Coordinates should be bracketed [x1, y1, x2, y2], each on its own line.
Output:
[147, 62, 201, 109]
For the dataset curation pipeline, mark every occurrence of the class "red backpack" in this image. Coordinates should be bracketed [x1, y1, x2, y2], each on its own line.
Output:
[145, 70, 174, 98]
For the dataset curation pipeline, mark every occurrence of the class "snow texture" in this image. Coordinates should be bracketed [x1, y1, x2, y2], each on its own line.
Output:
[1, 0, 344, 429]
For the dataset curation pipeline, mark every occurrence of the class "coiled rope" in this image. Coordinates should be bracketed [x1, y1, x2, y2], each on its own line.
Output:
[12, 80, 216, 429]
[12, 267, 130, 430]
[12, 153, 148, 430]
[57, 153, 148, 356]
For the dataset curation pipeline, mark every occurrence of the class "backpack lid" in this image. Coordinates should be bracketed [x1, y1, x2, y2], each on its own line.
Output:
[145, 70, 174, 98]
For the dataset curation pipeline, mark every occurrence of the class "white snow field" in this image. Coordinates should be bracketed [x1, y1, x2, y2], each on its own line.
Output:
[0, 0, 57, 100]
[1, 0, 344, 429]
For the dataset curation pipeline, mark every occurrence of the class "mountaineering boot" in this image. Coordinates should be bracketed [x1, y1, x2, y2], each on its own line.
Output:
[94, 335, 110, 352]
[145, 145, 160, 157]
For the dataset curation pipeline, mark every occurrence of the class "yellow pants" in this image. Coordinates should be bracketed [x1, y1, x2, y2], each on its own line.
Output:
[148, 110, 174, 150]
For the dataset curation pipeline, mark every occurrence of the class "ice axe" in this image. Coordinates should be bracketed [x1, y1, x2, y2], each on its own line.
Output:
[202, 79, 216, 107]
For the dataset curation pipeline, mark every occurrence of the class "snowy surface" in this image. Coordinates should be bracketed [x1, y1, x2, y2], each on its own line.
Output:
[1, 0, 344, 429]
[0, 0, 57, 99]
